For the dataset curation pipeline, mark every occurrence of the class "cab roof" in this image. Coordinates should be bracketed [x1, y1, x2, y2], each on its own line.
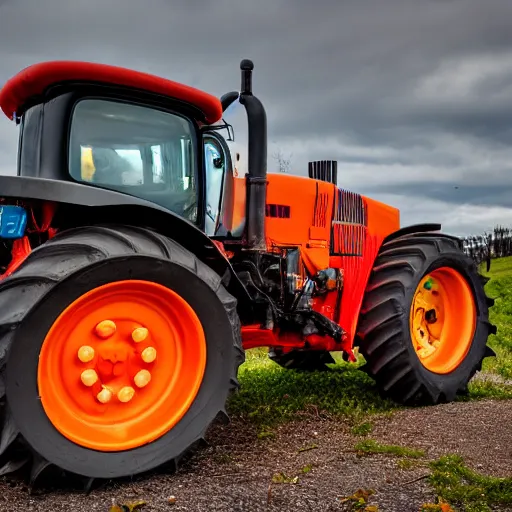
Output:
[0, 60, 223, 124]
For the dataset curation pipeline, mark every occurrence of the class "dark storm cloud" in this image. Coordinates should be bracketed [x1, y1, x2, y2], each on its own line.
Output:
[1, 0, 512, 234]
[2, 0, 512, 142]
[365, 183, 512, 209]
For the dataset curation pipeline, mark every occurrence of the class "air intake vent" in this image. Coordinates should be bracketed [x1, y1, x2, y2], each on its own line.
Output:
[308, 160, 338, 185]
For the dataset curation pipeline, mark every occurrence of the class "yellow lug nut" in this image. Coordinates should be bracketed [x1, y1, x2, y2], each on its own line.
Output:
[77, 345, 95, 363]
[118, 386, 135, 403]
[141, 346, 157, 363]
[96, 386, 113, 404]
[95, 320, 117, 339]
[134, 369, 151, 388]
[80, 369, 98, 387]
[132, 327, 149, 343]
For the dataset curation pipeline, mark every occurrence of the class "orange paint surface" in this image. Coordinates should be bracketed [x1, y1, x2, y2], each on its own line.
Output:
[0, 61, 222, 123]
[223, 176, 246, 236]
[410, 268, 476, 374]
[363, 195, 400, 239]
[265, 173, 335, 274]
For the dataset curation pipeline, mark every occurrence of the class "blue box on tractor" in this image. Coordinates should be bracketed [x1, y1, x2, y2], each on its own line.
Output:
[0, 205, 28, 239]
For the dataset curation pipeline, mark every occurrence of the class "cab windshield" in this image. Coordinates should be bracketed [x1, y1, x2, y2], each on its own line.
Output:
[68, 99, 198, 222]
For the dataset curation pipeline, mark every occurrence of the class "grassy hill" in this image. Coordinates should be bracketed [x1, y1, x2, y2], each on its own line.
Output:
[475, 257, 512, 386]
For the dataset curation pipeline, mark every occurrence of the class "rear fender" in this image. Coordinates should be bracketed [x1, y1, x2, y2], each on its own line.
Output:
[0, 175, 253, 319]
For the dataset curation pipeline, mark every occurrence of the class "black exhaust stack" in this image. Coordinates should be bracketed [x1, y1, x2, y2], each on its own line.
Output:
[220, 60, 267, 250]
[308, 160, 338, 185]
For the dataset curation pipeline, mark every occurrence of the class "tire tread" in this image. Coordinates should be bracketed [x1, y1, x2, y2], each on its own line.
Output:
[357, 233, 496, 406]
[0, 224, 244, 485]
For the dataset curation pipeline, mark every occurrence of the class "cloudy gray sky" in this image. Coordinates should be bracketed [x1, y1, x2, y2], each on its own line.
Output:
[1, 0, 512, 236]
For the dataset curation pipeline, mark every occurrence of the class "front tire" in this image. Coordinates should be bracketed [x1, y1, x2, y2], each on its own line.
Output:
[0, 225, 244, 481]
[357, 233, 496, 405]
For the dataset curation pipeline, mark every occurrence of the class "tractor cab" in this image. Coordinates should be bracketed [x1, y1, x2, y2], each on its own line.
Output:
[72, 98, 199, 222]
[0, 60, 262, 241]
[72, 98, 239, 237]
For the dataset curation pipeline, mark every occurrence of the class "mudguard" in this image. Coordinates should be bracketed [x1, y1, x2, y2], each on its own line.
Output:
[0, 175, 176, 210]
[0, 175, 253, 317]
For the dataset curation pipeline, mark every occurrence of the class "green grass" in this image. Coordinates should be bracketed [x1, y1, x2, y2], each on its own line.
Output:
[475, 257, 512, 385]
[227, 349, 395, 428]
[428, 454, 512, 512]
[351, 421, 374, 436]
[354, 439, 425, 458]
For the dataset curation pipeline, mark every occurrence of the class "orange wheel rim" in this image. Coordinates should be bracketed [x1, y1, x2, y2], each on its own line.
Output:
[409, 267, 476, 374]
[37, 280, 207, 451]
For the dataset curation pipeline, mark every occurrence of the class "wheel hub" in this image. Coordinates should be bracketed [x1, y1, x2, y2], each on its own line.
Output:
[425, 308, 437, 324]
[77, 319, 157, 404]
[409, 268, 477, 374]
[411, 277, 444, 359]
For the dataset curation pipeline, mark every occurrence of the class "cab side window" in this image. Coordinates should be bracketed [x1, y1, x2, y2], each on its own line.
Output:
[204, 137, 226, 236]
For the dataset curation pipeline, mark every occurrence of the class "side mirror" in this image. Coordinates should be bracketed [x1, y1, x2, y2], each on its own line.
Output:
[213, 156, 223, 169]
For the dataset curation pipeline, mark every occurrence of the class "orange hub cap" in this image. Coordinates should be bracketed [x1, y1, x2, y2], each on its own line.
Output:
[37, 280, 207, 451]
[409, 267, 476, 374]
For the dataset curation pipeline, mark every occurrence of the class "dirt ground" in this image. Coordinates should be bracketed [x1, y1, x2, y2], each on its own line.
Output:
[1, 399, 511, 512]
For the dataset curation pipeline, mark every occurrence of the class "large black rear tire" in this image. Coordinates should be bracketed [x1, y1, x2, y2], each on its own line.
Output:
[356, 233, 496, 405]
[0, 225, 244, 483]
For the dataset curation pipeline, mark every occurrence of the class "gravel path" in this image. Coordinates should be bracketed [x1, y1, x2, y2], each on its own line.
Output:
[2, 399, 511, 512]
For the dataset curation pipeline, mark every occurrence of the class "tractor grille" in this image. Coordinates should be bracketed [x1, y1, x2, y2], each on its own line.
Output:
[312, 184, 329, 228]
[331, 188, 367, 256]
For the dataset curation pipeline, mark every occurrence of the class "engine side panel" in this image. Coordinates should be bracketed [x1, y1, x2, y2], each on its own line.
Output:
[264, 173, 400, 346]
[265, 173, 335, 273]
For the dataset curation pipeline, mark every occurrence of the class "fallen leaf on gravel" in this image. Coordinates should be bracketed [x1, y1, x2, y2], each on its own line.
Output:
[365, 506, 379, 512]
[340, 488, 375, 502]
[419, 502, 454, 512]
[108, 500, 147, 512]
[339, 488, 375, 508]
[272, 472, 299, 484]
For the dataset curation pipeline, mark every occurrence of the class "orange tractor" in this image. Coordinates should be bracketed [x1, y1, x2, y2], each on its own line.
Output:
[0, 59, 495, 486]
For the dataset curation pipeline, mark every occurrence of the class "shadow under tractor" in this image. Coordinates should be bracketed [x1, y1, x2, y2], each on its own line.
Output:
[0, 59, 496, 488]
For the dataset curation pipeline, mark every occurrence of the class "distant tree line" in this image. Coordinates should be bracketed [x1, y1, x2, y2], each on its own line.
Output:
[461, 225, 512, 271]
